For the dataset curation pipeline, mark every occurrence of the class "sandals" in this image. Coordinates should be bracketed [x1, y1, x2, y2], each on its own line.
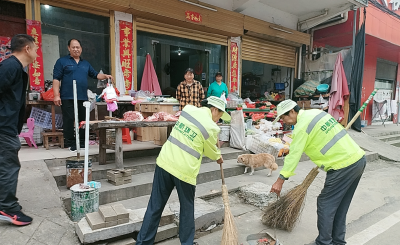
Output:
[193, 242, 199, 245]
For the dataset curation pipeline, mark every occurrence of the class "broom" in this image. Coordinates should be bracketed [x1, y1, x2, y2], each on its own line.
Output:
[262, 166, 320, 231]
[217, 140, 238, 245]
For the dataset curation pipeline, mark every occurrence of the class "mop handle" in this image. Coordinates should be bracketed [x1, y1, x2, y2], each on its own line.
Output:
[73, 80, 80, 159]
[83, 101, 91, 185]
[345, 89, 378, 130]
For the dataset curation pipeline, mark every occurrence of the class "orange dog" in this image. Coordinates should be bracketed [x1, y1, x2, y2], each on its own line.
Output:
[237, 153, 278, 176]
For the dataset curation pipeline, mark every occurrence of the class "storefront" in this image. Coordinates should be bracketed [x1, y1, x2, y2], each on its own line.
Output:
[239, 16, 310, 101]
[313, 1, 400, 125]
[0, 0, 26, 62]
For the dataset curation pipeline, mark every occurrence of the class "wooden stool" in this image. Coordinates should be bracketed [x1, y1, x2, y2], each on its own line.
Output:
[42, 131, 64, 150]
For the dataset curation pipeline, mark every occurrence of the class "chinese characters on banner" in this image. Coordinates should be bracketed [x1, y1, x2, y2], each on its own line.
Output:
[185, 11, 202, 23]
[230, 42, 239, 92]
[26, 20, 45, 92]
[0, 37, 11, 62]
[119, 20, 133, 92]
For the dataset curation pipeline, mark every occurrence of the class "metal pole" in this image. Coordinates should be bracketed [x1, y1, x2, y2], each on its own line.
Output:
[73, 80, 80, 159]
[83, 101, 91, 185]
[351, 7, 357, 66]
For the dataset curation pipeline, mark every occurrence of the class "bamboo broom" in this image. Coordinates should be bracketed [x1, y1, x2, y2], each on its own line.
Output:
[217, 140, 238, 245]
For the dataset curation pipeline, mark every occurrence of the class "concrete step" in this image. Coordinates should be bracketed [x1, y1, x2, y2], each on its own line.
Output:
[51, 147, 247, 187]
[377, 134, 400, 142]
[61, 157, 252, 213]
[385, 139, 400, 147]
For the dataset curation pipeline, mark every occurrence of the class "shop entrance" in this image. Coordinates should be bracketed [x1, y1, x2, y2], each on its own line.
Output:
[137, 31, 226, 97]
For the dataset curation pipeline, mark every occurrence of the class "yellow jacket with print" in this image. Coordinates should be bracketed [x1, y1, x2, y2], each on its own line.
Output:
[280, 109, 365, 179]
[157, 105, 221, 185]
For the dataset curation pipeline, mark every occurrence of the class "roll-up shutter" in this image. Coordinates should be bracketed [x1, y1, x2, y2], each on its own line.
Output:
[136, 18, 228, 46]
[242, 36, 296, 68]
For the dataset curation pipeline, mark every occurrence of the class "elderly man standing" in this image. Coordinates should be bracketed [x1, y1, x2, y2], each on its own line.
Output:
[53, 39, 112, 151]
[0, 34, 38, 226]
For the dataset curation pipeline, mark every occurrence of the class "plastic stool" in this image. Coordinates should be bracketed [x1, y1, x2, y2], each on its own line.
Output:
[122, 128, 132, 144]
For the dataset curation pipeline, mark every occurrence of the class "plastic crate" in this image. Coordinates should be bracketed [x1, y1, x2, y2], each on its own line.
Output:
[30, 107, 63, 130]
[248, 136, 279, 158]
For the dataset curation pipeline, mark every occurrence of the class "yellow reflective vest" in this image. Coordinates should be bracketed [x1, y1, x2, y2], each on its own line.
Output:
[280, 109, 365, 179]
[157, 105, 221, 185]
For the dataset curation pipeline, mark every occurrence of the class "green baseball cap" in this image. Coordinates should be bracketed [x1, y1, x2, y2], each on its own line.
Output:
[273, 99, 298, 124]
[207, 96, 231, 121]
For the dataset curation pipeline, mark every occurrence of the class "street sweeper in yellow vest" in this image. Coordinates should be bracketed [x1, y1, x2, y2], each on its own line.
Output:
[270, 99, 366, 245]
[136, 96, 231, 245]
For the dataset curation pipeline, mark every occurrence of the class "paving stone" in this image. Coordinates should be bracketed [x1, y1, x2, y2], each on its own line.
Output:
[154, 223, 179, 243]
[26, 238, 46, 245]
[99, 205, 118, 222]
[112, 203, 129, 220]
[118, 218, 129, 225]
[0, 229, 31, 245]
[106, 220, 119, 228]
[31, 219, 66, 245]
[238, 182, 277, 208]
[76, 210, 142, 244]
[108, 237, 136, 245]
[86, 212, 106, 230]
[131, 207, 175, 227]
[168, 198, 224, 231]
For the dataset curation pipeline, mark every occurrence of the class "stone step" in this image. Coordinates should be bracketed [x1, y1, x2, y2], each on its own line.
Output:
[61, 158, 253, 213]
[377, 134, 400, 142]
[386, 139, 400, 147]
[51, 147, 247, 187]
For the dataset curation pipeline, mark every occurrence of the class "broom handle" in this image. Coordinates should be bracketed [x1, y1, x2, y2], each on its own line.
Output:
[345, 89, 378, 130]
[216, 136, 225, 185]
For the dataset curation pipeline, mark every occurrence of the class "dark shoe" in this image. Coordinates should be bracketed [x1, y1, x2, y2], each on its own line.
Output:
[0, 210, 32, 226]
[69, 145, 77, 152]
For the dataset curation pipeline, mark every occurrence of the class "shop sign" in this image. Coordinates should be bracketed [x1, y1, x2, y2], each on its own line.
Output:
[185, 11, 202, 23]
[119, 20, 133, 92]
[0, 36, 11, 62]
[230, 42, 239, 92]
[26, 20, 45, 93]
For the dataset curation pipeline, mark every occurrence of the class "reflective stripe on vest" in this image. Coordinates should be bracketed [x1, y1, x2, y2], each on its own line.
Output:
[181, 111, 210, 140]
[306, 111, 327, 134]
[168, 135, 201, 159]
[320, 129, 347, 155]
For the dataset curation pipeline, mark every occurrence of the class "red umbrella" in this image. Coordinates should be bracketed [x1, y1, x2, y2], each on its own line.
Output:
[140, 54, 162, 95]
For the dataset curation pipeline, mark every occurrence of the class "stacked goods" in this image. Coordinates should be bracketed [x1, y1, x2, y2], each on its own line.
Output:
[143, 112, 179, 122]
[107, 169, 132, 186]
[123, 111, 144, 121]
[85, 204, 130, 230]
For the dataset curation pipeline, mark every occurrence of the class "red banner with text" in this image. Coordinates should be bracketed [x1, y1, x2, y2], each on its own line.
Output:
[26, 20, 45, 92]
[230, 42, 239, 92]
[0, 36, 11, 62]
[119, 20, 133, 92]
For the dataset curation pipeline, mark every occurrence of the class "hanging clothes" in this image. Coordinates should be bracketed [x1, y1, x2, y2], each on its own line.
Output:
[140, 54, 162, 95]
[328, 53, 349, 122]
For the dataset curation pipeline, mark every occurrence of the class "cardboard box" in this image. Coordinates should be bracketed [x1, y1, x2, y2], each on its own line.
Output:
[297, 100, 311, 109]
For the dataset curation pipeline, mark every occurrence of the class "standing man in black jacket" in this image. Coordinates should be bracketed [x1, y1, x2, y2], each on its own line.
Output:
[0, 34, 38, 226]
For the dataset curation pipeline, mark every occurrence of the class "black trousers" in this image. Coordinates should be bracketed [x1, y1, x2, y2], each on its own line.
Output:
[136, 165, 196, 245]
[0, 134, 22, 213]
[61, 99, 85, 147]
[316, 156, 366, 245]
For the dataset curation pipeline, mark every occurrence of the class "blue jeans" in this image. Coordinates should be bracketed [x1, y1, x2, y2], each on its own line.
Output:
[136, 165, 196, 245]
[316, 156, 366, 245]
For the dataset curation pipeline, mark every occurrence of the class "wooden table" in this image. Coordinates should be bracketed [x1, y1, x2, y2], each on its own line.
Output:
[90, 121, 177, 168]
[27, 100, 57, 132]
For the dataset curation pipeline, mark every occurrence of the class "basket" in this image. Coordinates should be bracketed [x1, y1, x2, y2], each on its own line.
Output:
[248, 136, 279, 158]
[30, 107, 63, 129]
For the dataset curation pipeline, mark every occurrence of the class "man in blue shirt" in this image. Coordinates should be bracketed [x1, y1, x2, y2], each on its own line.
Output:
[52, 39, 112, 151]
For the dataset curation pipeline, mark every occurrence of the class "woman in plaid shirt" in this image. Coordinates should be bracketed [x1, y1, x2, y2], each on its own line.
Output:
[176, 68, 205, 110]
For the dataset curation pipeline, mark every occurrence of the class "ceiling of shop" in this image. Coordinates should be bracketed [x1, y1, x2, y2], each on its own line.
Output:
[198, 0, 367, 30]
